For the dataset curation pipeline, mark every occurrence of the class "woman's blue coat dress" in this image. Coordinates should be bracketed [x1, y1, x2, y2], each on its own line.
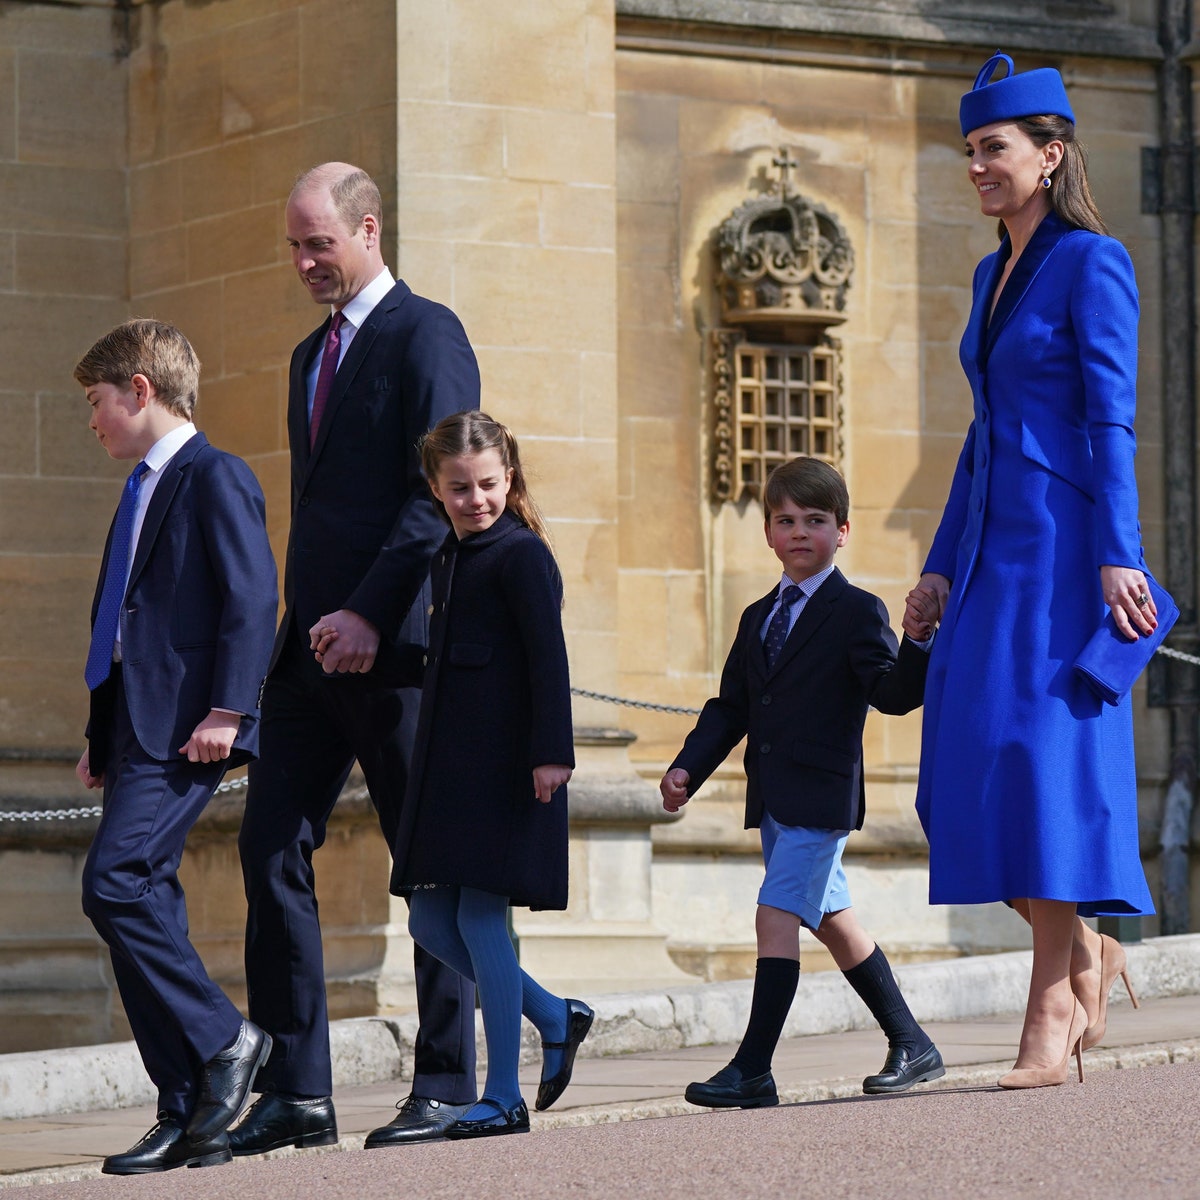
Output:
[917, 212, 1154, 917]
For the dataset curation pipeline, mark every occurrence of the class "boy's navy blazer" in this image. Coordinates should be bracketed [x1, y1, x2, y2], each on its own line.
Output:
[670, 568, 927, 832]
[87, 433, 277, 768]
[276, 278, 480, 671]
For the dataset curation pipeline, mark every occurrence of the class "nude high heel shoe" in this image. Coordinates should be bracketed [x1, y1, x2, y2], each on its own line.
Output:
[997, 998, 1087, 1090]
[1079, 933, 1140, 1051]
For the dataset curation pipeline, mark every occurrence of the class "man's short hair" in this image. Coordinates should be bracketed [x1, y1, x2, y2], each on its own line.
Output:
[292, 163, 381, 233]
[73, 319, 200, 419]
[763, 457, 849, 525]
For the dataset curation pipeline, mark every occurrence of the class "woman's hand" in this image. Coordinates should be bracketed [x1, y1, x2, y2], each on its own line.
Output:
[533, 764, 572, 804]
[1102, 565, 1158, 641]
[903, 573, 950, 641]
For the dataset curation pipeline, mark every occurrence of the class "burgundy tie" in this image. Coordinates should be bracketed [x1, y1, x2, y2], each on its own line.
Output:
[309, 311, 345, 449]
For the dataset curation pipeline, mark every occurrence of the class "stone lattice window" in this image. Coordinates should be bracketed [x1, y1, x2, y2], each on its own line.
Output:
[711, 149, 852, 503]
[733, 341, 839, 492]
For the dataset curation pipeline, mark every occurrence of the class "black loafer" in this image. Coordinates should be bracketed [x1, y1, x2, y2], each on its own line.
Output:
[684, 1063, 779, 1109]
[535, 998, 595, 1111]
[228, 1092, 338, 1156]
[187, 1020, 273, 1141]
[364, 1095, 471, 1147]
[102, 1116, 231, 1175]
[862, 1042, 945, 1094]
[443, 1099, 530, 1139]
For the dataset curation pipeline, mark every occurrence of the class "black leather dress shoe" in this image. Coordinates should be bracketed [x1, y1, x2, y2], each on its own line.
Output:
[535, 997, 595, 1111]
[364, 1094, 471, 1147]
[101, 1116, 231, 1175]
[228, 1092, 338, 1156]
[187, 1020, 273, 1141]
[443, 1099, 530, 1139]
[684, 1063, 779, 1109]
[862, 1042, 945, 1094]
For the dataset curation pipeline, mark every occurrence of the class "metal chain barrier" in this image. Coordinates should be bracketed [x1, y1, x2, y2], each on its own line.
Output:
[10, 650, 1200, 824]
[0, 771, 248, 824]
[570, 687, 702, 716]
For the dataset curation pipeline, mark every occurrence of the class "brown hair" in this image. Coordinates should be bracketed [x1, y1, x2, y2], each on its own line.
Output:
[73, 318, 200, 418]
[763, 456, 849, 526]
[997, 115, 1107, 238]
[420, 410, 553, 549]
[292, 163, 381, 234]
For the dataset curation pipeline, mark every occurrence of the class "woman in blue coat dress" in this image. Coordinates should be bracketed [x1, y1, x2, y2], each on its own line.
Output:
[903, 54, 1154, 1089]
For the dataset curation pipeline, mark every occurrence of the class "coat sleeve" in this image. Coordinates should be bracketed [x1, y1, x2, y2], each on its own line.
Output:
[194, 453, 278, 717]
[501, 535, 575, 769]
[922, 421, 976, 579]
[670, 605, 757, 796]
[344, 305, 481, 638]
[1071, 237, 1143, 569]
[847, 593, 928, 716]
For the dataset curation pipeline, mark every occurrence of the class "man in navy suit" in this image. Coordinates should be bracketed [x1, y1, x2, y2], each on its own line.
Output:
[232, 163, 479, 1154]
[75, 319, 278, 1174]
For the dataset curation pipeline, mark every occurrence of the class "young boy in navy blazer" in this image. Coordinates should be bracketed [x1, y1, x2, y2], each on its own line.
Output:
[660, 457, 942, 1108]
[74, 320, 278, 1174]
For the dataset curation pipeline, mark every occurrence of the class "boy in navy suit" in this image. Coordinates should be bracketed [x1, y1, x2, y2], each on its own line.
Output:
[660, 457, 942, 1108]
[74, 320, 278, 1173]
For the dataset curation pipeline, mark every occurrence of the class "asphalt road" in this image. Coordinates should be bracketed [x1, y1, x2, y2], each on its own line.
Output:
[6, 1061, 1196, 1200]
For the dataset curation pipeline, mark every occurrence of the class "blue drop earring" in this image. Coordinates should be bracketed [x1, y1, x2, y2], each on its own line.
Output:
[1041, 174, 1052, 189]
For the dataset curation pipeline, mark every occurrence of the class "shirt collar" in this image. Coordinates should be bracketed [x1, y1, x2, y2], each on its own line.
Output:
[335, 267, 395, 331]
[778, 563, 835, 600]
[143, 422, 198, 474]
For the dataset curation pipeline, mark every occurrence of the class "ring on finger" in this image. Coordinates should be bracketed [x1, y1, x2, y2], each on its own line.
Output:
[1136, 592, 1150, 607]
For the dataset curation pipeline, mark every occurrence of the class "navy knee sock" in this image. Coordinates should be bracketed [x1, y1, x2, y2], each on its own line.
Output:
[842, 944, 930, 1053]
[731, 957, 800, 1077]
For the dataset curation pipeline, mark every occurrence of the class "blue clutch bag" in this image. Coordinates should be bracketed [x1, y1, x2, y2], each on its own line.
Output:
[1073, 574, 1179, 706]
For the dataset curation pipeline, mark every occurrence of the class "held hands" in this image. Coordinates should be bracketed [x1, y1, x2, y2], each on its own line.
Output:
[903, 573, 950, 641]
[533, 764, 572, 804]
[660, 767, 690, 813]
[309, 609, 380, 674]
[76, 747, 103, 790]
[1102, 565, 1158, 641]
[178, 710, 242, 763]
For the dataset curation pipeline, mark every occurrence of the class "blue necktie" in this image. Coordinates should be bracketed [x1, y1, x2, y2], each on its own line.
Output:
[763, 584, 802, 669]
[85, 461, 149, 690]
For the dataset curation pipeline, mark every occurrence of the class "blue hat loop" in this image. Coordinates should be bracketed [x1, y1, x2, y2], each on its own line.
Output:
[959, 50, 1075, 137]
[972, 52, 1014, 91]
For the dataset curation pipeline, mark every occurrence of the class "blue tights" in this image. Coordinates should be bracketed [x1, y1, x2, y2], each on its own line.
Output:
[408, 887, 567, 1116]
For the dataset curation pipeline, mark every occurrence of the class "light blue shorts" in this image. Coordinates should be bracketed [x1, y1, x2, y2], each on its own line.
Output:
[757, 813, 852, 930]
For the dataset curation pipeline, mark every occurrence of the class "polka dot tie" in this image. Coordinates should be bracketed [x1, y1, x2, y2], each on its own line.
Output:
[763, 584, 802, 670]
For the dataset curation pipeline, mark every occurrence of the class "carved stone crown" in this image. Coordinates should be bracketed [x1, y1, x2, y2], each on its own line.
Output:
[716, 148, 854, 329]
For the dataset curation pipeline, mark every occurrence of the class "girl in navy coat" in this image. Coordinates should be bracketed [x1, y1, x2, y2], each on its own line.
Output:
[383, 411, 593, 1136]
[904, 54, 1153, 1090]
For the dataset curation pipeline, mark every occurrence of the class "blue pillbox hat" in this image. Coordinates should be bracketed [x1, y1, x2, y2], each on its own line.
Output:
[959, 51, 1075, 137]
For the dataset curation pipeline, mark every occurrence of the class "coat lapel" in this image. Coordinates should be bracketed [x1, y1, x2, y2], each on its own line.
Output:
[304, 280, 410, 477]
[983, 213, 1071, 360]
[289, 324, 325, 471]
[127, 433, 209, 590]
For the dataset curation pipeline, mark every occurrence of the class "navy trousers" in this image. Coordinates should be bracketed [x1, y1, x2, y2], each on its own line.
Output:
[239, 630, 477, 1102]
[82, 669, 243, 1122]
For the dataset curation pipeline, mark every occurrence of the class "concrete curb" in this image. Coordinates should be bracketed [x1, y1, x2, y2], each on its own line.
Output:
[2, 933, 1197, 1122]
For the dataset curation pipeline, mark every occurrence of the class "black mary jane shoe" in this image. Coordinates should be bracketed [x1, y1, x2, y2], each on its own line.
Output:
[535, 998, 595, 1111]
[442, 1098, 530, 1140]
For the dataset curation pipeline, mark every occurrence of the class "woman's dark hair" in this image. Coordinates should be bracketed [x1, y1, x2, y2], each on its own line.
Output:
[998, 114, 1107, 239]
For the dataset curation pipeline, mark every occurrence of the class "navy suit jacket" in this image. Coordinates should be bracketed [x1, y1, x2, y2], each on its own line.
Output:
[275, 278, 480, 671]
[87, 433, 278, 768]
[670, 569, 927, 832]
